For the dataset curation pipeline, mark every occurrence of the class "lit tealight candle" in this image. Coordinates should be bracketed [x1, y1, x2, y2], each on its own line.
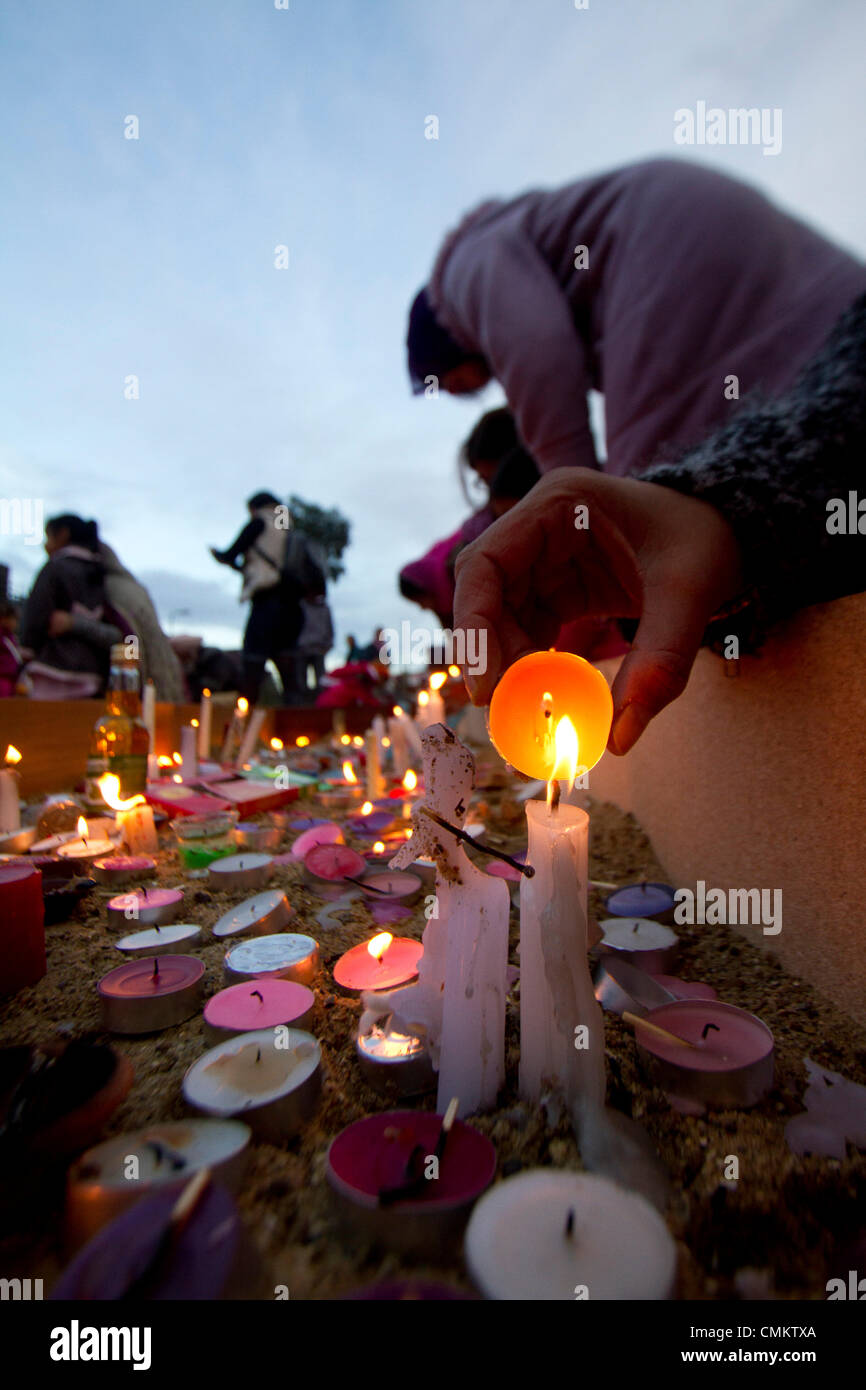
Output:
[57, 816, 115, 866]
[355, 1018, 434, 1097]
[334, 932, 422, 992]
[488, 650, 612, 780]
[465, 1169, 677, 1301]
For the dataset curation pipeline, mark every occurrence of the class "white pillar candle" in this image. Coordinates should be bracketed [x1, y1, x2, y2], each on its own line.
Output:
[465, 1169, 677, 1300]
[117, 803, 159, 855]
[519, 799, 605, 1129]
[179, 725, 198, 782]
[236, 708, 266, 767]
[142, 679, 158, 780]
[364, 731, 384, 799]
[362, 724, 509, 1118]
[0, 764, 21, 832]
[372, 714, 387, 762]
[386, 714, 410, 778]
[198, 689, 212, 759]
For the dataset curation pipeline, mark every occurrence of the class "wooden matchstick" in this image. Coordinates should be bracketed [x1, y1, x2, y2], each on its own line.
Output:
[622, 1010, 699, 1050]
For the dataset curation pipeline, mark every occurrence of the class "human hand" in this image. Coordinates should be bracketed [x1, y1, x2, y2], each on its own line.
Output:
[453, 468, 744, 755]
[48, 610, 74, 637]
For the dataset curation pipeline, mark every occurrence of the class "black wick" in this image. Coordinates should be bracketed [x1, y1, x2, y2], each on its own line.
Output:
[701, 1022, 721, 1041]
[565, 1208, 576, 1238]
[251, 990, 263, 1004]
[418, 807, 535, 878]
[151, 958, 159, 980]
[345, 875, 389, 894]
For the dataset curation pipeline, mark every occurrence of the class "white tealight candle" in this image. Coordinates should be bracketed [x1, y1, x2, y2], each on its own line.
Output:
[182, 1028, 322, 1142]
[465, 1170, 677, 1301]
[212, 889, 294, 939]
[598, 917, 679, 973]
[208, 852, 273, 891]
[115, 923, 203, 956]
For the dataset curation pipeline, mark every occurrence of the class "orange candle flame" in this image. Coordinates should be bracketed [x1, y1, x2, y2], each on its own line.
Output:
[429, 672, 447, 691]
[403, 769, 418, 792]
[295, 735, 310, 748]
[343, 761, 358, 784]
[367, 932, 393, 962]
[5, 745, 22, 765]
[98, 773, 145, 811]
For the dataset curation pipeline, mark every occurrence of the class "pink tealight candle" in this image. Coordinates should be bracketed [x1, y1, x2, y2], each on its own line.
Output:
[634, 1000, 774, 1110]
[291, 822, 344, 861]
[106, 887, 184, 929]
[98, 955, 205, 1034]
[334, 933, 422, 992]
[92, 855, 157, 886]
[203, 979, 315, 1044]
[303, 843, 367, 892]
[358, 872, 422, 905]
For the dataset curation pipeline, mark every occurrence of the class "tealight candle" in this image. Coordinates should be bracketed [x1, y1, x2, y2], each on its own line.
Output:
[98, 955, 205, 1033]
[488, 650, 613, 780]
[212, 889, 294, 940]
[203, 979, 315, 1044]
[632, 999, 774, 1109]
[358, 871, 422, 905]
[208, 852, 273, 891]
[115, 922, 203, 956]
[326, 1109, 496, 1258]
[106, 886, 184, 929]
[232, 822, 281, 853]
[604, 881, 677, 922]
[223, 932, 319, 986]
[334, 933, 422, 992]
[65, 1118, 251, 1251]
[182, 1028, 322, 1142]
[0, 745, 22, 832]
[598, 917, 679, 974]
[291, 821, 344, 861]
[356, 1018, 435, 1097]
[92, 855, 157, 887]
[303, 843, 367, 894]
[57, 818, 115, 866]
[346, 808, 395, 839]
[465, 1169, 677, 1300]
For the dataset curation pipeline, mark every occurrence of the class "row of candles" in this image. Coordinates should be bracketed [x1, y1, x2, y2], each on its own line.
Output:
[2, 651, 776, 1298]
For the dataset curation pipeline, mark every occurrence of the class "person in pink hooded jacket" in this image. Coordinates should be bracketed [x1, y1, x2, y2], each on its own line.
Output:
[407, 157, 866, 476]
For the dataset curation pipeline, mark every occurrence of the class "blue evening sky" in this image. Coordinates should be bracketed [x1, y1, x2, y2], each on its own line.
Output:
[1, 0, 864, 660]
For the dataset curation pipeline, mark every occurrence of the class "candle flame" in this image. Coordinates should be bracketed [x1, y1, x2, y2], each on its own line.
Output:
[172, 752, 182, 765]
[352, 735, 364, 747]
[367, 931, 393, 962]
[382, 736, 391, 748]
[547, 716, 579, 804]
[372, 840, 385, 854]
[5, 745, 22, 765]
[339, 733, 351, 746]
[202, 688, 211, 698]
[76, 816, 88, 839]
[360, 800, 373, 816]
[98, 773, 145, 811]
[417, 690, 429, 707]
[172, 773, 183, 784]
[295, 735, 310, 747]
[429, 671, 447, 691]
[448, 665, 460, 678]
[403, 769, 417, 791]
[157, 755, 173, 768]
[237, 698, 249, 716]
[191, 718, 199, 728]
[392, 706, 403, 718]
[343, 761, 358, 784]
[270, 737, 284, 751]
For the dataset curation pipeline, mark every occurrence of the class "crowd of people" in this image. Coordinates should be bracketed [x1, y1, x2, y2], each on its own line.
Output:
[4, 158, 864, 738]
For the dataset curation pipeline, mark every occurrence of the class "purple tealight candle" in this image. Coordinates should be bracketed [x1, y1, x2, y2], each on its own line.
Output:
[604, 881, 677, 922]
[98, 955, 205, 1034]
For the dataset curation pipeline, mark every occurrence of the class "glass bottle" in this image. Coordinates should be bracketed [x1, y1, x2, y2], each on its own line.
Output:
[86, 644, 150, 799]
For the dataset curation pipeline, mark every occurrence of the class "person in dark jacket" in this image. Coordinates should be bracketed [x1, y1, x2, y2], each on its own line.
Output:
[20, 516, 125, 698]
[454, 291, 866, 755]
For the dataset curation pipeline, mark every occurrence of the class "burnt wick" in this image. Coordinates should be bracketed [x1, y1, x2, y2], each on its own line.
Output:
[565, 1208, 576, 1239]
[701, 1022, 721, 1041]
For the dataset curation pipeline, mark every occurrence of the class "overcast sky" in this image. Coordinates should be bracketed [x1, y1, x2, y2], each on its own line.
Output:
[2, 0, 864, 660]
